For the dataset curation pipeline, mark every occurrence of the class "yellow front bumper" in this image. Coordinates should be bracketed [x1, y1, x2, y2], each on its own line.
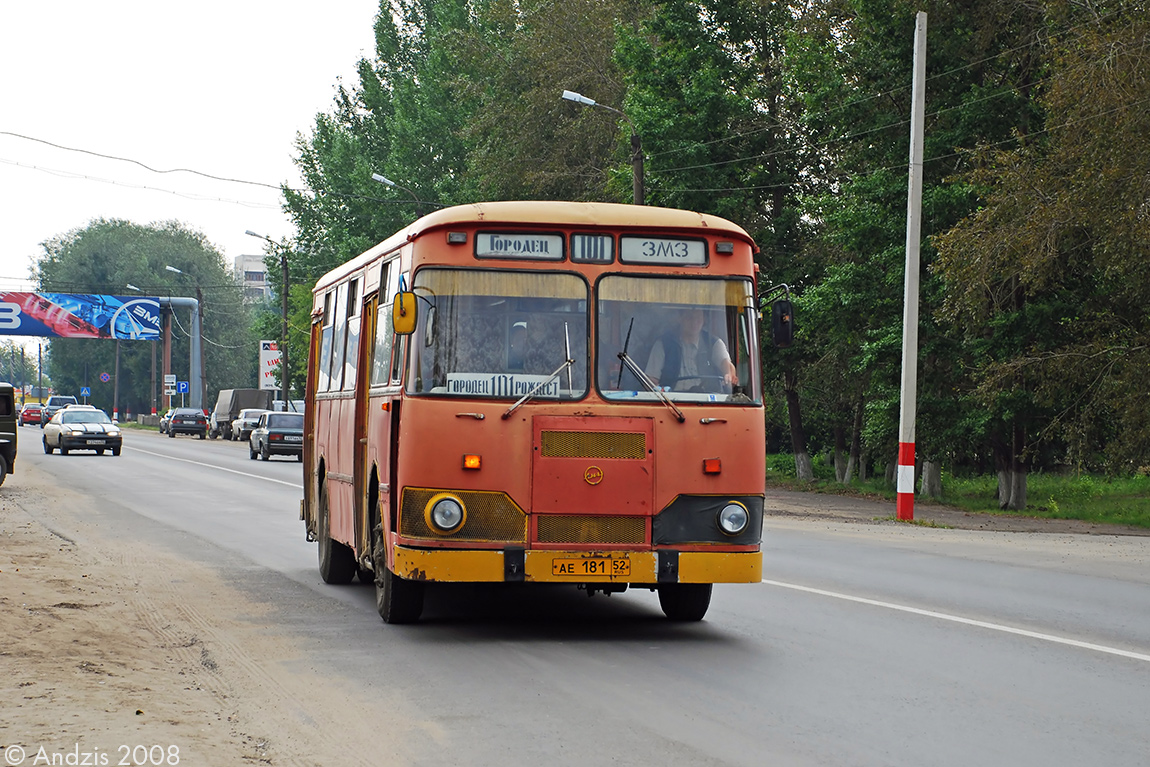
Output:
[393, 546, 761, 584]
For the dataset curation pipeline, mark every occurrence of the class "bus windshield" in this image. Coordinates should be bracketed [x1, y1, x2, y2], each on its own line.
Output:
[407, 269, 589, 399]
[597, 275, 761, 404]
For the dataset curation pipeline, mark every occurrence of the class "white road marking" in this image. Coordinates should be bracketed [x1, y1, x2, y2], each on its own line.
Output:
[125, 445, 303, 488]
[762, 578, 1150, 664]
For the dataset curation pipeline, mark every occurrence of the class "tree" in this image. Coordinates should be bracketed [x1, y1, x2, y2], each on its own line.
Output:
[936, 5, 1150, 486]
[35, 219, 255, 415]
[780, 0, 1049, 493]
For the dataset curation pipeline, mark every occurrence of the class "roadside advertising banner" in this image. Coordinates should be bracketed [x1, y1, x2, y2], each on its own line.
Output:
[0, 292, 161, 340]
[259, 340, 281, 390]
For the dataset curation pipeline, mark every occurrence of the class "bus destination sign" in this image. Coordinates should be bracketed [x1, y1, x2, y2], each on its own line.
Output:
[476, 232, 564, 261]
[446, 373, 561, 398]
[619, 236, 707, 266]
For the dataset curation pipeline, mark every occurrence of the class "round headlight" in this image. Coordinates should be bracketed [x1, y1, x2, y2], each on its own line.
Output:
[717, 502, 749, 536]
[428, 495, 465, 533]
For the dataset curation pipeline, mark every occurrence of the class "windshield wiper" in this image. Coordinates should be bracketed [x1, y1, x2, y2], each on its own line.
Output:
[502, 321, 575, 420]
[617, 351, 685, 423]
[501, 357, 574, 420]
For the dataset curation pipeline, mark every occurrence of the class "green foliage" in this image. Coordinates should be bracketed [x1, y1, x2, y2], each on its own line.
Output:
[935, 5, 1150, 469]
[276, 0, 1150, 485]
[35, 219, 255, 413]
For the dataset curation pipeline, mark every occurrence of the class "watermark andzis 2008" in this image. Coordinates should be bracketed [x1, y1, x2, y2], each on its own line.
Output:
[3, 744, 180, 766]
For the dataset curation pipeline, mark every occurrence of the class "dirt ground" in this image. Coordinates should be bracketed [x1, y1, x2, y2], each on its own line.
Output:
[0, 463, 387, 767]
[2, 466, 1145, 767]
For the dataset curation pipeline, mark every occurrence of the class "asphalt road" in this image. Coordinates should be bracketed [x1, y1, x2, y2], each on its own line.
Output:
[16, 425, 1150, 766]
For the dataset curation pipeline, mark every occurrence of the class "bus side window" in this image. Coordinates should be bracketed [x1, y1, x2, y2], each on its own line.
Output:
[318, 291, 334, 392]
[329, 282, 349, 391]
[389, 268, 405, 385]
[344, 278, 360, 390]
[371, 263, 394, 386]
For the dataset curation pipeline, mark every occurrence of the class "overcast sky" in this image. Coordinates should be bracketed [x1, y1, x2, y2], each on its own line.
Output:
[0, 1, 380, 296]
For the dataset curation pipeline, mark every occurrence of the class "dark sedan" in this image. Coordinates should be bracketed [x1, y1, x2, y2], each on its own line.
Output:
[42, 407, 123, 456]
[249, 411, 303, 461]
[167, 408, 208, 439]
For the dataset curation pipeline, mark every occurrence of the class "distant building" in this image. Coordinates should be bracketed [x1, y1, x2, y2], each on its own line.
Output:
[234, 254, 270, 301]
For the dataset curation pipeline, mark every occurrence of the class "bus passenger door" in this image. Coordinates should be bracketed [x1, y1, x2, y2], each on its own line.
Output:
[353, 296, 376, 559]
[303, 315, 322, 538]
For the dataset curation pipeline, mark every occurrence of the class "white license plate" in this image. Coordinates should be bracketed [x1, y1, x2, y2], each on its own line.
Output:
[284, 435, 302, 442]
[86, 439, 106, 445]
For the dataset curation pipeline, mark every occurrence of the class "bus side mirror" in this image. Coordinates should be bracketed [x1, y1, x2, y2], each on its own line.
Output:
[393, 292, 418, 335]
[771, 299, 793, 348]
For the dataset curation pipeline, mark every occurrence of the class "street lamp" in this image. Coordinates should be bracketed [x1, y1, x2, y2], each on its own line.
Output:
[246, 230, 290, 408]
[126, 283, 141, 292]
[561, 89, 645, 205]
[371, 173, 426, 217]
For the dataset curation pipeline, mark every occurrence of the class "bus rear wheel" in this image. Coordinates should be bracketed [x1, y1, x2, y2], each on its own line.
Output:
[373, 524, 424, 624]
[657, 583, 712, 621]
[317, 484, 356, 584]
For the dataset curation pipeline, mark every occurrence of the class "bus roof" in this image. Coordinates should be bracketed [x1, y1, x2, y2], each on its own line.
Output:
[314, 201, 756, 294]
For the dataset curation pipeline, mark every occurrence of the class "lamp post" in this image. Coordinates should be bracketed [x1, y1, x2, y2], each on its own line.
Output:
[370, 173, 426, 217]
[246, 231, 290, 408]
[561, 89, 644, 205]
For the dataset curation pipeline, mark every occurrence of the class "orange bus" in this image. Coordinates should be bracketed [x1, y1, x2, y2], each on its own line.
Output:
[303, 201, 769, 623]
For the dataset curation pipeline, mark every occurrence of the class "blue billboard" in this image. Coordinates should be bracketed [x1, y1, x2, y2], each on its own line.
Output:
[0, 292, 161, 340]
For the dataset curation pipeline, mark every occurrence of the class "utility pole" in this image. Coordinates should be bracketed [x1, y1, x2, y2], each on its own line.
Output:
[280, 249, 290, 405]
[896, 11, 927, 522]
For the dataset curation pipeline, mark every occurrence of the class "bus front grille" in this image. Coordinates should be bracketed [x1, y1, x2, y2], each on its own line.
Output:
[539, 431, 646, 459]
[401, 488, 528, 542]
[536, 515, 647, 545]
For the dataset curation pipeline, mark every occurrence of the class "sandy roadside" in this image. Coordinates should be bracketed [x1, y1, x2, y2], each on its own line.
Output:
[0, 463, 388, 767]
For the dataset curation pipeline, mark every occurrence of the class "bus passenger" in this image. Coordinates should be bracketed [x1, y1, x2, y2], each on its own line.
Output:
[645, 307, 738, 392]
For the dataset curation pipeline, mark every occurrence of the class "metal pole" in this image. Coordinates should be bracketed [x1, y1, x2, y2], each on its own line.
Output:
[196, 287, 206, 409]
[163, 308, 172, 412]
[897, 11, 927, 521]
[281, 250, 290, 406]
[113, 339, 120, 422]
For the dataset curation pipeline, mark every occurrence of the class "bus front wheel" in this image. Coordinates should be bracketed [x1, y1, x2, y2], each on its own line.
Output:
[317, 484, 356, 585]
[657, 583, 712, 621]
[373, 525, 424, 624]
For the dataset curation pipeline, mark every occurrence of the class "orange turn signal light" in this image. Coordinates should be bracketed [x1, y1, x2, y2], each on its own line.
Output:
[703, 458, 722, 475]
[463, 454, 482, 470]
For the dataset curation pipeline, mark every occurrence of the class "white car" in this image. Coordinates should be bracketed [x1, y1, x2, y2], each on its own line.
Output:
[42, 408, 123, 456]
[230, 408, 270, 441]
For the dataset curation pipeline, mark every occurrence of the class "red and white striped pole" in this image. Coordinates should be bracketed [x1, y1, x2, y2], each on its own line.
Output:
[897, 12, 927, 521]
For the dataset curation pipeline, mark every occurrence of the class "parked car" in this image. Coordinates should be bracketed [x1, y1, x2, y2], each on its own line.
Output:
[272, 399, 306, 413]
[167, 407, 208, 439]
[20, 402, 43, 426]
[209, 388, 273, 440]
[42, 407, 122, 456]
[249, 411, 304, 461]
[230, 408, 270, 442]
[40, 395, 78, 426]
[158, 409, 174, 434]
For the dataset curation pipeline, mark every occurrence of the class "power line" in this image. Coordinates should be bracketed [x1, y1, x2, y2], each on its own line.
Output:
[0, 130, 445, 209]
[658, 94, 1150, 196]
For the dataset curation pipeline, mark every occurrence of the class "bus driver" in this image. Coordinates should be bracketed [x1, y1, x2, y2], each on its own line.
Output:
[644, 307, 738, 392]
